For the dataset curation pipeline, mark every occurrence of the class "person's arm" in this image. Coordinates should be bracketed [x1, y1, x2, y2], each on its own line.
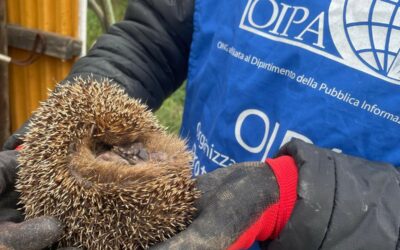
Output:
[67, 0, 194, 109]
[269, 139, 400, 250]
[151, 139, 400, 250]
[3, 0, 195, 150]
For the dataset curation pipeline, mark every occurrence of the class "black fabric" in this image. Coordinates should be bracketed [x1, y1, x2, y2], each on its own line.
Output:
[268, 139, 400, 250]
[151, 162, 279, 250]
[65, 0, 194, 110]
[0, 150, 19, 193]
[3, 120, 30, 150]
[0, 216, 62, 250]
[0, 208, 23, 223]
[0, 190, 20, 211]
[0, 151, 22, 224]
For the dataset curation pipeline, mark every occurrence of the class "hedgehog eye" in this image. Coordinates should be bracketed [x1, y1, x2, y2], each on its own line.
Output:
[91, 139, 113, 157]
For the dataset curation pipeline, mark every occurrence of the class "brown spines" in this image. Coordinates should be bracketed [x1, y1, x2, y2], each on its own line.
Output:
[16, 77, 199, 249]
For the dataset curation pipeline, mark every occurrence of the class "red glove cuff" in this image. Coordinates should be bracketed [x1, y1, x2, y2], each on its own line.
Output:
[228, 156, 298, 250]
[266, 156, 298, 239]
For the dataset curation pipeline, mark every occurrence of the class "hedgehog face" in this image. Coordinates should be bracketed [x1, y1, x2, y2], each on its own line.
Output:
[96, 142, 167, 165]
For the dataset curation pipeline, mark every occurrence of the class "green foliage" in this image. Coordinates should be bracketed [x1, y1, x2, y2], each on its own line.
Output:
[113, 0, 128, 20]
[86, 0, 186, 134]
[86, 9, 103, 48]
[155, 84, 186, 134]
[87, 0, 127, 48]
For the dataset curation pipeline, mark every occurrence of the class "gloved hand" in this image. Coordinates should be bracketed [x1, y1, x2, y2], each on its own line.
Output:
[0, 150, 22, 224]
[0, 150, 64, 250]
[2, 120, 29, 151]
[0, 150, 19, 195]
[151, 156, 298, 250]
[0, 217, 63, 250]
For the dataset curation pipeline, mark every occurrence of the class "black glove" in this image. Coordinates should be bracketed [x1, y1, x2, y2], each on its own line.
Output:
[0, 150, 19, 194]
[0, 150, 64, 250]
[0, 150, 22, 223]
[151, 139, 400, 250]
[151, 156, 298, 250]
[0, 217, 63, 250]
[2, 119, 30, 151]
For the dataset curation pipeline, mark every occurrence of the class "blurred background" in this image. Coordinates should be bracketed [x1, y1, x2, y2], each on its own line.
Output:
[0, 0, 185, 147]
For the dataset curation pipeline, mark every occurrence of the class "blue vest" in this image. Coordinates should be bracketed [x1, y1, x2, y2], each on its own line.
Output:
[181, 0, 400, 179]
[181, 1, 400, 247]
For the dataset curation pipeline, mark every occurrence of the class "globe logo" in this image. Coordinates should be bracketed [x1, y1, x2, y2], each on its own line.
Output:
[342, 0, 400, 81]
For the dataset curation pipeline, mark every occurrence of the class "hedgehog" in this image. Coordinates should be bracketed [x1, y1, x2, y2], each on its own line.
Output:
[16, 77, 200, 249]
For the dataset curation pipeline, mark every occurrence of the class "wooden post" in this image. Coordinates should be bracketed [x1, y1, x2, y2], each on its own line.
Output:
[0, 0, 10, 147]
[7, 25, 82, 60]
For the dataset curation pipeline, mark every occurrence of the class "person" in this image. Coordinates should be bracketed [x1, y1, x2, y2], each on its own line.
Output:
[1, 0, 399, 249]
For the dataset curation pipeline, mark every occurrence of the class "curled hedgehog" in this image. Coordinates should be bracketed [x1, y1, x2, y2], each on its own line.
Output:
[16, 78, 200, 249]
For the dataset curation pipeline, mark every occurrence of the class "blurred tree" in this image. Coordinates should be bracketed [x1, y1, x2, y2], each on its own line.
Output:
[88, 0, 115, 31]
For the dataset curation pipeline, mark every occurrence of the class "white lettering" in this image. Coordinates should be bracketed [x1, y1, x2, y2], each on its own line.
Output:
[248, 0, 279, 29]
[244, 0, 326, 49]
[235, 109, 270, 153]
[294, 12, 325, 48]
[269, 3, 291, 35]
[234, 109, 342, 159]
[281, 6, 309, 37]
[196, 123, 236, 169]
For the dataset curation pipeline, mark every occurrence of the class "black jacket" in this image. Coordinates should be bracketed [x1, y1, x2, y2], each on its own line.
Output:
[4, 0, 400, 249]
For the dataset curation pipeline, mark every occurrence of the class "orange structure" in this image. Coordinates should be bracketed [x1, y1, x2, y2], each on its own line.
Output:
[7, 0, 86, 131]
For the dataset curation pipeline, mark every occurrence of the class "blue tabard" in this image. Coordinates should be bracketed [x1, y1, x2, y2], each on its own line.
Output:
[180, 0, 400, 248]
[181, 0, 400, 177]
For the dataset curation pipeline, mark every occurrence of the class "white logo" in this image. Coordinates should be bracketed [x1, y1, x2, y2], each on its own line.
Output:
[234, 109, 342, 161]
[239, 0, 400, 85]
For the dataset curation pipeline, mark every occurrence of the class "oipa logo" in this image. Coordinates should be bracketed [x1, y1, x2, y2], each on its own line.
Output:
[239, 0, 400, 85]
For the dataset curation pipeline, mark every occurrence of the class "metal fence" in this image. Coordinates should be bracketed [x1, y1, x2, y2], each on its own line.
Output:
[5, 0, 86, 135]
